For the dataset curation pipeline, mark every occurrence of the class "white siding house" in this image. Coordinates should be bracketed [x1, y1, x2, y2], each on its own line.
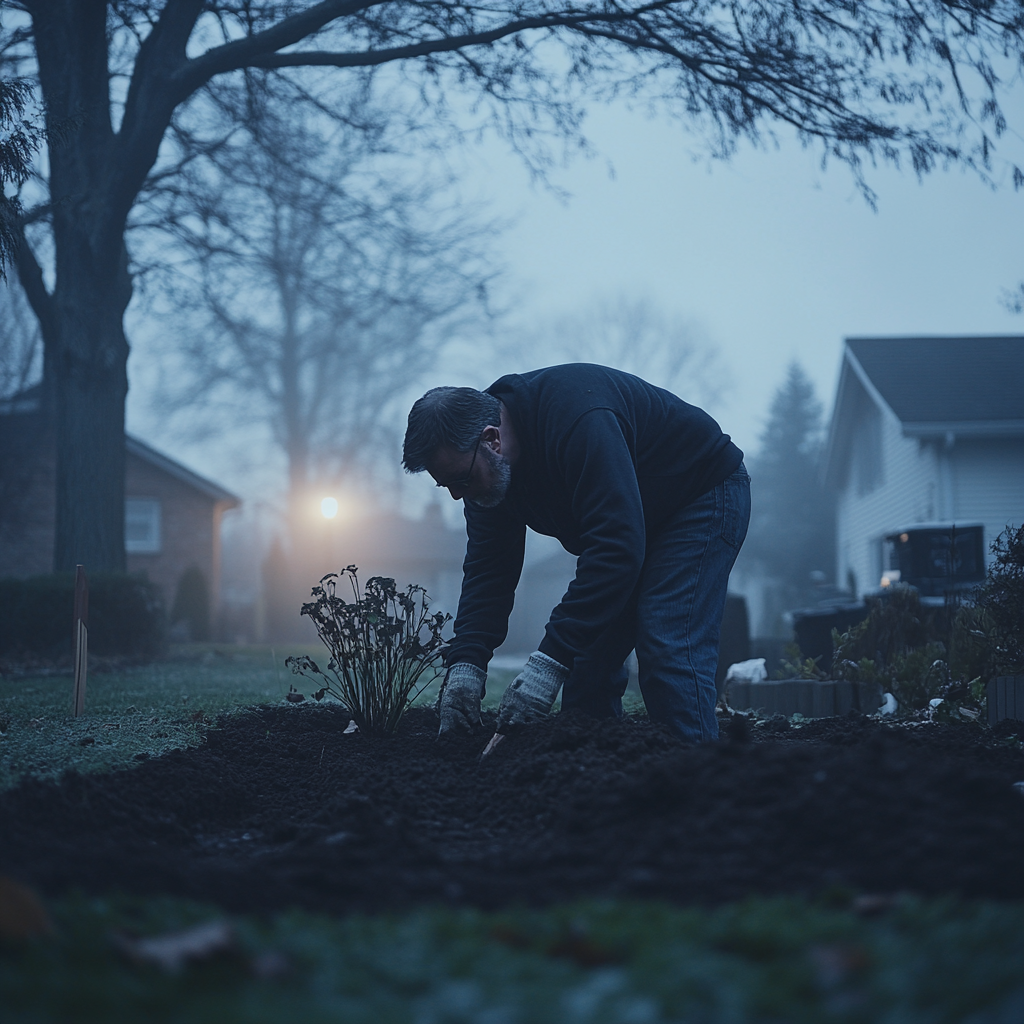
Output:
[824, 337, 1024, 598]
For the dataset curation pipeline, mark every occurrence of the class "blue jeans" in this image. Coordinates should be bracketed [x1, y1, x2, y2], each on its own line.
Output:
[560, 464, 750, 742]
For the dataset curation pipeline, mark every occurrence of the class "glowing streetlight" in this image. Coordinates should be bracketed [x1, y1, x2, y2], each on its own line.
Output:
[321, 496, 339, 519]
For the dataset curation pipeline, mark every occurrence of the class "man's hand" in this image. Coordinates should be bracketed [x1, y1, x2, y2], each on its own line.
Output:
[494, 652, 569, 733]
[436, 663, 487, 737]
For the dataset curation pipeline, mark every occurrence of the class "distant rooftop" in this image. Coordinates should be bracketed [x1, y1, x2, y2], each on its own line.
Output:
[0, 383, 240, 507]
[847, 336, 1024, 427]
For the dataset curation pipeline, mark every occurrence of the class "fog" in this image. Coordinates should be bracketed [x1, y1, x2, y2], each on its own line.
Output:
[129, 94, 1023, 511]
[430, 100, 1024, 453]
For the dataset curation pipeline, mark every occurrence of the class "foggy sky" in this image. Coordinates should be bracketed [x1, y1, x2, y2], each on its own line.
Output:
[128, 94, 1023, 511]
[450, 100, 1024, 457]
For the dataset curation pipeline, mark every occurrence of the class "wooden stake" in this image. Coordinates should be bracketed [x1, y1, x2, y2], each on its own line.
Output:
[73, 565, 88, 718]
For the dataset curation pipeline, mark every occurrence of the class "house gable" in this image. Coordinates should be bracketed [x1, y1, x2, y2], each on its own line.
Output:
[124, 444, 239, 611]
[825, 336, 1024, 599]
[0, 393, 240, 613]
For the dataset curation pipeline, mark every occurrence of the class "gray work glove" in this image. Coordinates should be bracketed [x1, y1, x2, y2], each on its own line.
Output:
[436, 662, 487, 737]
[495, 651, 569, 732]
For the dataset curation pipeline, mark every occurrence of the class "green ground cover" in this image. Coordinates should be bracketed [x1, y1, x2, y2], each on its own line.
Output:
[3, 893, 1024, 1022]
[0, 646, 521, 789]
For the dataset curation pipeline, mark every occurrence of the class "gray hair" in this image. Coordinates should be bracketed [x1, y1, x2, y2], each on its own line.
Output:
[402, 386, 501, 473]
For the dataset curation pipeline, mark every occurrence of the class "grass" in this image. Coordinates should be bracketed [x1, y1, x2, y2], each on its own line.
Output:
[0, 645, 524, 790]
[3, 892, 1024, 1022]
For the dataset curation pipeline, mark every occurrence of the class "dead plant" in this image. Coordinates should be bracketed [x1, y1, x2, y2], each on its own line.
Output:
[286, 567, 450, 736]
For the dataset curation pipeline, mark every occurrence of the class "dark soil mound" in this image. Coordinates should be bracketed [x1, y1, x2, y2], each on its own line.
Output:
[2, 706, 1023, 914]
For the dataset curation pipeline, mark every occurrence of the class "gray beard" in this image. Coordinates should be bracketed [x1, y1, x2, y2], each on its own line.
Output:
[467, 446, 512, 509]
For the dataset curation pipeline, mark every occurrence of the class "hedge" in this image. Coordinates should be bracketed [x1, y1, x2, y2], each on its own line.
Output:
[0, 573, 166, 659]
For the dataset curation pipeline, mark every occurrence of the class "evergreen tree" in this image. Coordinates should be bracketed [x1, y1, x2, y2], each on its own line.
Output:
[742, 362, 835, 630]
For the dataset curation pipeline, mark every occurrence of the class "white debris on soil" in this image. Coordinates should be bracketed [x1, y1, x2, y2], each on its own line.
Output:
[879, 693, 898, 715]
[112, 920, 234, 973]
[724, 659, 768, 686]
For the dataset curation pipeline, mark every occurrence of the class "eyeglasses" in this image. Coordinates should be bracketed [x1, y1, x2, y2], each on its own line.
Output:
[436, 427, 487, 490]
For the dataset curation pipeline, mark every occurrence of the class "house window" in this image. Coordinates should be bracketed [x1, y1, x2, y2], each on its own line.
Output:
[125, 499, 161, 554]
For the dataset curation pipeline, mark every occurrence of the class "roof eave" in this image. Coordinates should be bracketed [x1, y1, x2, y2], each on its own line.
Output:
[126, 436, 241, 507]
[822, 345, 898, 488]
[902, 420, 1024, 439]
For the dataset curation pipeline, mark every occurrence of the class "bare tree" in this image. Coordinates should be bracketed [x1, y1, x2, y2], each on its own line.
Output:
[0, 278, 41, 398]
[517, 295, 727, 409]
[148, 93, 496, 516]
[0, 74, 41, 275]
[1002, 282, 1024, 314]
[1, 1, 1022, 572]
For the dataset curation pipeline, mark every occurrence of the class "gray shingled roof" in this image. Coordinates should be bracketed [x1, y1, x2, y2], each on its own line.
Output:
[847, 336, 1024, 426]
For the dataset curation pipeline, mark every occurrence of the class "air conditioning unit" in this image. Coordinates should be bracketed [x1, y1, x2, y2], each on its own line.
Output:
[881, 523, 985, 599]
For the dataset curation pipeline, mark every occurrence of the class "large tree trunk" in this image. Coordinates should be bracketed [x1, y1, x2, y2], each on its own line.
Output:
[51, 253, 132, 572]
[31, 0, 135, 572]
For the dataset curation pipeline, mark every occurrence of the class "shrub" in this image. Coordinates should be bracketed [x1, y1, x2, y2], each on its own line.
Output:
[978, 523, 1024, 673]
[286, 567, 450, 736]
[0, 573, 166, 659]
[945, 524, 1024, 685]
[770, 643, 828, 680]
[831, 586, 949, 710]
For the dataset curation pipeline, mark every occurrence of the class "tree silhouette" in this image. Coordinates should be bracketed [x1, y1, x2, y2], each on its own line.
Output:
[741, 361, 835, 631]
[149, 94, 494, 515]
[1, 1, 1021, 570]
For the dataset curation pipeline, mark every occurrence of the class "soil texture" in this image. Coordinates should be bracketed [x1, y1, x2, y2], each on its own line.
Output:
[2, 706, 1024, 914]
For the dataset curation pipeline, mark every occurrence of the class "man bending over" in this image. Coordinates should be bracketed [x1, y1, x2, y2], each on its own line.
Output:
[402, 363, 749, 744]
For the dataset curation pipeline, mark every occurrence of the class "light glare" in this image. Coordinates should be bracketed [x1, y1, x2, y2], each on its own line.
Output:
[321, 496, 339, 519]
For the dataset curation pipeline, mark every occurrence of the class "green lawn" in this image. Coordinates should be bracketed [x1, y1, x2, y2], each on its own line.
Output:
[3, 893, 1024, 1022]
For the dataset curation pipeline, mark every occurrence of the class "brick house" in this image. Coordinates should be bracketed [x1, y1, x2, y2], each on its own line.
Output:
[823, 336, 1024, 599]
[0, 386, 239, 617]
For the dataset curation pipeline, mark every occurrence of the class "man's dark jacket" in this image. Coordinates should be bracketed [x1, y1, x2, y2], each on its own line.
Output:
[447, 364, 743, 671]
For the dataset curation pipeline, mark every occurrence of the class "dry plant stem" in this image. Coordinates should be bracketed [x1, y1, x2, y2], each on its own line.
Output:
[287, 568, 450, 736]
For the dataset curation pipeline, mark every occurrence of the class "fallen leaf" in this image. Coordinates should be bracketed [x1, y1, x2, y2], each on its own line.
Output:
[0, 876, 54, 940]
[113, 919, 234, 973]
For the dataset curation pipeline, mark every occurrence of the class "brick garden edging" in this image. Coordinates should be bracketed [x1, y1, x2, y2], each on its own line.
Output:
[726, 678, 883, 719]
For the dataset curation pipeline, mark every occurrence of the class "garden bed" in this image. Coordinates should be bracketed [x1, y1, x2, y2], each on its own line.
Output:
[2, 704, 1024, 915]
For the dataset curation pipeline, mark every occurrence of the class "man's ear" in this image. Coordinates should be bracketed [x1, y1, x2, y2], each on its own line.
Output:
[481, 424, 501, 453]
